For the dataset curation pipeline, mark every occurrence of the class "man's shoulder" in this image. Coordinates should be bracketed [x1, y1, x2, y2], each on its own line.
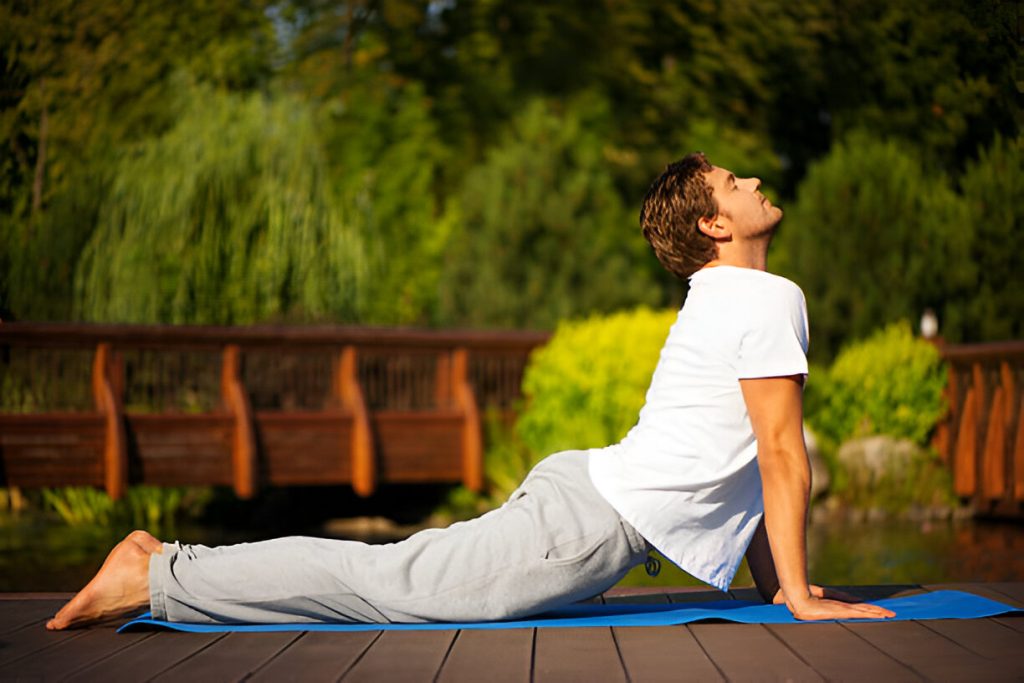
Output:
[695, 266, 805, 311]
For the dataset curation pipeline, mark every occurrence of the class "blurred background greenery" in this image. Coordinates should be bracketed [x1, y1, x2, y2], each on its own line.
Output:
[1, 0, 1020, 358]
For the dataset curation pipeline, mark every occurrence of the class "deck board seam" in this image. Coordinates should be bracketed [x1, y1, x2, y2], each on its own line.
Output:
[912, 618, 991, 657]
[57, 631, 159, 681]
[246, 630, 307, 680]
[431, 628, 462, 683]
[607, 626, 631, 683]
[0, 627, 89, 669]
[761, 623, 828, 680]
[984, 584, 1024, 607]
[336, 629, 383, 682]
[1, 614, 50, 637]
[989, 616, 1024, 633]
[143, 632, 229, 682]
[685, 625, 729, 682]
[837, 622, 928, 681]
[528, 627, 537, 682]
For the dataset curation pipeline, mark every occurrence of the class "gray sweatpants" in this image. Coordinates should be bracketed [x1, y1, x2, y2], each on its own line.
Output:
[148, 450, 650, 624]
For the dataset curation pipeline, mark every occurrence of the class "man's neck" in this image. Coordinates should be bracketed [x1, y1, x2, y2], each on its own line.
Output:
[703, 240, 770, 272]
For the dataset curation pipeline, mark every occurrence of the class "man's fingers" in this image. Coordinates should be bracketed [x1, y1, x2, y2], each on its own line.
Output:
[845, 602, 896, 618]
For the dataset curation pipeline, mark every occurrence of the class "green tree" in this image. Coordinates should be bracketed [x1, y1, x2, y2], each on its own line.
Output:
[74, 84, 367, 324]
[0, 0, 274, 320]
[772, 130, 971, 361]
[439, 94, 663, 329]
[944, 134, 1024, 342]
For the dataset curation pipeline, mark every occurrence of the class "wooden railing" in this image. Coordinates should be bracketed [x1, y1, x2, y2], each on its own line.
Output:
[0, 322, 549, 499]
[934, 341, 1024, 516]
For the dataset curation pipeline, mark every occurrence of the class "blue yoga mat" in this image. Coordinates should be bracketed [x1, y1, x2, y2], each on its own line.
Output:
[118, 590, 1021, 633]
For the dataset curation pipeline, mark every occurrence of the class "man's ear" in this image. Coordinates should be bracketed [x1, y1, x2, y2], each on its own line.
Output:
[697, 214, 728, 240]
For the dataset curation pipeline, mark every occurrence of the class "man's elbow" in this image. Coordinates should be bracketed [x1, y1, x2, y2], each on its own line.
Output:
[757, 445, 811, 481]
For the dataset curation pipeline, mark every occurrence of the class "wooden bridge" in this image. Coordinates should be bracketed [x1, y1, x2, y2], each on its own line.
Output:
[0, 322, 547, 499]
[933, 340, 1024, 517]
[0, 323, 1022, 515]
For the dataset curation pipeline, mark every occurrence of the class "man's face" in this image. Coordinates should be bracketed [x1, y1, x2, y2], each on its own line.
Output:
[703, 166, 783, 240]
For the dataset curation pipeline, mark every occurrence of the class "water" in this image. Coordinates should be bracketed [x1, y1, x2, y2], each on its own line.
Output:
[2, 515, 1021, 592]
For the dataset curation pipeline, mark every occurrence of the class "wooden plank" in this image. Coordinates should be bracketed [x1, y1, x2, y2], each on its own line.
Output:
[920, 617, 1024, 659]
[614, 625, 724, 682]
[667, 589, 733, 603]
[339, 345, 375, 497]
[986, 581, 1024, 605]
[767, 622, 921, 681]
[436, 629, 533, 683]
[982, 385, 1007, 499]
[451, 348, 484, 492]
[342, 630, 455, 682]
[0, 599, 65, 635]
[689, 623, 823, 681]
[923, 582, 1023, 608]
[257, 412, 352, 485]
[150, 632, 300, 681]
[0, 621, 86, 667]
[0, 416, 106, 487]
[63, 631, 224, 682]
[994, 617, 1024, 633]
[728, 586, 762, 602]
[954, 385, 978, 496]
[0, 625, 152, 679]
[844, 620, 1016, 681]
[93, 342, 128, 499]
[129, 414, 234, 485]
[828, 584, 924, 601]
[533, 627, 626, 683]
[603, 592, 670, 605]
[221, 344, 258, 499]
[248, 631, 379, 682]
[373, 413, 464, 482]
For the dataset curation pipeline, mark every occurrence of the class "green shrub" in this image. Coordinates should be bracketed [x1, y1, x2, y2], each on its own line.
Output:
[40, 485, 211, 531]
[515, 307, 677, 462]
[805, 320, 947, 452]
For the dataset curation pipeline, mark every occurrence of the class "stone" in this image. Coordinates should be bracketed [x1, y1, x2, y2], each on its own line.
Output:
[804, 424, 831, 500]
[835, 434, 918, 490]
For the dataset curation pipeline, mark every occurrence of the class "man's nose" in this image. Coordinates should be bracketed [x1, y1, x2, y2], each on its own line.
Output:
[741, 176, 762, 191]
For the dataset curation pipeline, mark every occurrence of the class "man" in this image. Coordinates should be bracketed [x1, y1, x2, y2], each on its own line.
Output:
[47, 154, 895, 630]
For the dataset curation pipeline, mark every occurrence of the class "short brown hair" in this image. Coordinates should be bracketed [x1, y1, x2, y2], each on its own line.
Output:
[639, 153, 718, 279]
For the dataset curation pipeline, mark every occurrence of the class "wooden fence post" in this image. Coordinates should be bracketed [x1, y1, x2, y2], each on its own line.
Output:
[339, 346, 375, 497]
[221, 345, 257, 499]
[92, 343, 128, 500]
[451, 348, 484, 492]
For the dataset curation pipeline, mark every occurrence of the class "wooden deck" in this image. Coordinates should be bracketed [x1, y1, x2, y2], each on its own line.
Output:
[1, 583, 1021, 681]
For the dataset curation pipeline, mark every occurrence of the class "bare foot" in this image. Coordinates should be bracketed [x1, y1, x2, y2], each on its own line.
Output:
[46, 530, 163, 630]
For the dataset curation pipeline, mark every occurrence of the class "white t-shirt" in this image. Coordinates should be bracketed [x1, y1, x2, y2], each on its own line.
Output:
[587, 265, 810, 590]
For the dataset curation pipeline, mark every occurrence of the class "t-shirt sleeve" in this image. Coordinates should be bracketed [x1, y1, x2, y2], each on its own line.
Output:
[735, 281, 809, 379]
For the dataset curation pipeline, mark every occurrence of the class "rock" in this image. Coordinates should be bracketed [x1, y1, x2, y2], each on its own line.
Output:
[835, 435, 918, 490]
[804, 424, 830, 499]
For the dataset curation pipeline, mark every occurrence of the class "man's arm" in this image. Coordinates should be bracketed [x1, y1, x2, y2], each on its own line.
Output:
[740, 375, 895, 620]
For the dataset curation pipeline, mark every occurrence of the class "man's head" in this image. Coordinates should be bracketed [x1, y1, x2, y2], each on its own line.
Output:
[640, 153, 782, 278]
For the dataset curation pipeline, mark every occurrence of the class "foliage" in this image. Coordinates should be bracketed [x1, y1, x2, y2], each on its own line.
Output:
[804, 321, 947, 452]
[516, 307, 677, 461]
[943, 134, 1024, 343]
[0, 0, 1019, 357]
[39, 486, 210, 531]
[73, 83, 367, 325]
[772, 131, 972, 361]
[440, 95, 664, 329]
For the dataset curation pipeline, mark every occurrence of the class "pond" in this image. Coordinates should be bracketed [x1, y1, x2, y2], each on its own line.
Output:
[2, 512, 1022, 593]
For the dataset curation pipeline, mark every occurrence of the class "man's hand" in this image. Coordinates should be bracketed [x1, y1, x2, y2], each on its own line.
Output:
[786, 595, 897, 621]
[772, 585, 896, 620]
